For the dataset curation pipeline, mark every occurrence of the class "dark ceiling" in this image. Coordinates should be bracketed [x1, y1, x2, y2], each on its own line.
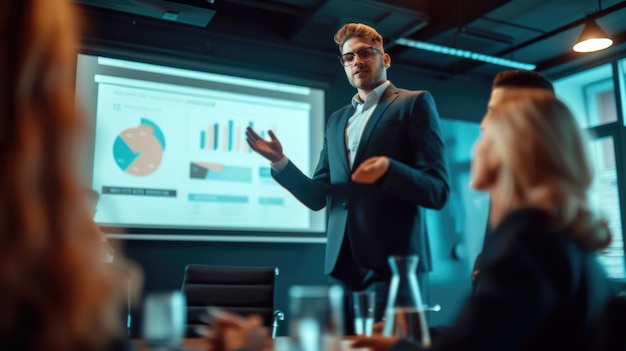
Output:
[76, 0, 626, 81]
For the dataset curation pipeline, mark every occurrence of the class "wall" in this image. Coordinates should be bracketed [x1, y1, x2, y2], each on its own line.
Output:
[425, 119, 488, 327]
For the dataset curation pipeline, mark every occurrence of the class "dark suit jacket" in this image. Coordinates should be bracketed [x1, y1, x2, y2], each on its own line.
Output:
[393, 207, 615, 351]
[272, 83, 449, 283]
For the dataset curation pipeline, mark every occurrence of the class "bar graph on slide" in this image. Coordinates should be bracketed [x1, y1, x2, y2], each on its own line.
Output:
[198, 121, 276, 152]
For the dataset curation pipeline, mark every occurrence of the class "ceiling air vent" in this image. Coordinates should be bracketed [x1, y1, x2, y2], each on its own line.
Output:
[75, 0, 216, 27]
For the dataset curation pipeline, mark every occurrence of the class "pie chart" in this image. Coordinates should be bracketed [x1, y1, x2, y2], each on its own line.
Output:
[113, 118, 166, 176]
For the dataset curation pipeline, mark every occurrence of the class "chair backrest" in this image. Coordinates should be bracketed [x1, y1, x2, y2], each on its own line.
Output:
[181, 264, 276, 338]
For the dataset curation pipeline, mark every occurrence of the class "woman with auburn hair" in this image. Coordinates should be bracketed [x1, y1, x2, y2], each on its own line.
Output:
[349, 90, 615, 351]
[0, 0, 124, 350]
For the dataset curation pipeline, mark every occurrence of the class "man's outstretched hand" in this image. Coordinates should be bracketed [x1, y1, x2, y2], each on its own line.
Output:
[245, 127, 284, 163]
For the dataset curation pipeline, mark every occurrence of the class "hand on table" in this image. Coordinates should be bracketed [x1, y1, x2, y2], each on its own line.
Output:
[206, 310, 269, 351]
[373, 320, 385, 335]
[349, 335, 398, 351]
[352, 156, 390, 184]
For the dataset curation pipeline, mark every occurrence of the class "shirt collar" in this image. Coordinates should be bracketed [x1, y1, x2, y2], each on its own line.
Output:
[351, 80, 391, 109]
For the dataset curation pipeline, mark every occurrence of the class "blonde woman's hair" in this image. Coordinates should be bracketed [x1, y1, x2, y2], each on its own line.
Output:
[334, 23, 384, 52]
[487, 89, 611, 251]
[0, 0, 121, 350]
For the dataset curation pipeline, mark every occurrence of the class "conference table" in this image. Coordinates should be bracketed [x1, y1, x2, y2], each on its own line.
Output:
[134, 336, 364, 351]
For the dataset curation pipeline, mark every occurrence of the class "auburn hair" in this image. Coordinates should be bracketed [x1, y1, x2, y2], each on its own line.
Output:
[0, 0, 120, 350]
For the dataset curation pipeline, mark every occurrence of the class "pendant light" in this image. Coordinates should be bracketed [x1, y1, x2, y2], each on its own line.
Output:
[573, 0, 613, 53]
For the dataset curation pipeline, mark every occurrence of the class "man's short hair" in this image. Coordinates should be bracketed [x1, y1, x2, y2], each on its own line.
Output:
[492, 70, 554, 92]
[333, 23, 383, 52]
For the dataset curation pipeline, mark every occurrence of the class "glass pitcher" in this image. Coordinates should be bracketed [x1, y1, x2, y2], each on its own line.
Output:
[382, 255, 431, 347]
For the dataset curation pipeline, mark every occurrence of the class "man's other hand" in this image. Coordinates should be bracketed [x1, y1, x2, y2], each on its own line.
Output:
[352, 156, 390, 184]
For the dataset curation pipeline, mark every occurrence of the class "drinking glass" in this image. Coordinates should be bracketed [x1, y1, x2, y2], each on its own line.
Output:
[141, 291, 186, 350]
[288, 285, 344, 351]
[352, 291, 376, 336]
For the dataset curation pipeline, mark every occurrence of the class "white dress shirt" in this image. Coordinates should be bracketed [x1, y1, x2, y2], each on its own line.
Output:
[345, 80, 390, 168]
[272, 80, 390, 172]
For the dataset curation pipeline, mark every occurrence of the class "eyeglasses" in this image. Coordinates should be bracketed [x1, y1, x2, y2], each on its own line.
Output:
[338, 46, 383, 67]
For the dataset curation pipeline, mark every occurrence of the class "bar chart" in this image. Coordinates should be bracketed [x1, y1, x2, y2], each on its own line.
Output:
[198, 121, 276, 152]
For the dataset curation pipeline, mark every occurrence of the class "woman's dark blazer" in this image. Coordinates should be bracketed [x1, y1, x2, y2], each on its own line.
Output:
[394, 207, 615, 351]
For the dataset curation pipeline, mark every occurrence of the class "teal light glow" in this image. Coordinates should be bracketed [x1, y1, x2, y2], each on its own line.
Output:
[395, 38, 537, 71]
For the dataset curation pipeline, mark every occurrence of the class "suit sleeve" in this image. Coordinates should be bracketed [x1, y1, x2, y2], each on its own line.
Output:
[378, 91, 450, 210]
[270, 119, 332, 211]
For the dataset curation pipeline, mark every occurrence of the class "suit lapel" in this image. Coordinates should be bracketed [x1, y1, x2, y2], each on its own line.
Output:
[353, 85, 399, 166]
[335, 106, 354, 173]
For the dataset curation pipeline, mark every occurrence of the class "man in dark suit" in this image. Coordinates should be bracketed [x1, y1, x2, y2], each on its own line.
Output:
[246, 22, 449, 331]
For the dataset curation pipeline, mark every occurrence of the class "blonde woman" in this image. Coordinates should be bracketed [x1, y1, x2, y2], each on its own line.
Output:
[0, 0, 124, 350]
[352, 90, 615, 351]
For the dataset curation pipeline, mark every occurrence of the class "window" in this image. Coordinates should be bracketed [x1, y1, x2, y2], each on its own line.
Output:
[554, 64, 616, 129]
[590, 137, 625, 279]
[620, 59, 626, 128]
[555, 63, 626, 279]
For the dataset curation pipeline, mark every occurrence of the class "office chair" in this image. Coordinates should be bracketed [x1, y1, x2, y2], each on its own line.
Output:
[181, 264, 284, 338]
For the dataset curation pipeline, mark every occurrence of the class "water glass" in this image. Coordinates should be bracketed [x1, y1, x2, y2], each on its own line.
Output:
[288, 285, 344, 351]
[141, 291, 186, 350]
[352, 291, 376, 336]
